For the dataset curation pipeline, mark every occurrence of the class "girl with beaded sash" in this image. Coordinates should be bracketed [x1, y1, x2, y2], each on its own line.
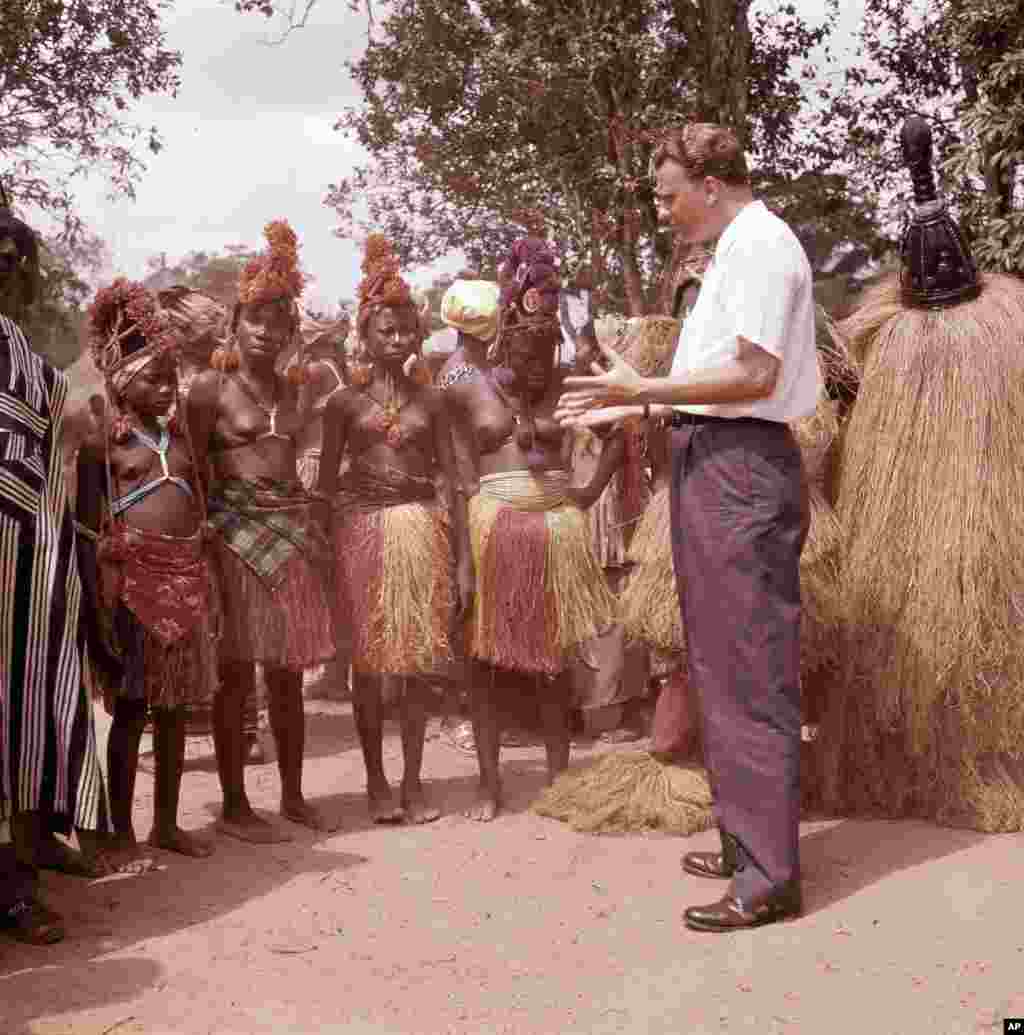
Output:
[188, 220, 337, 842]
[318, 234, 472, 824]
[77, 279, 219, 870]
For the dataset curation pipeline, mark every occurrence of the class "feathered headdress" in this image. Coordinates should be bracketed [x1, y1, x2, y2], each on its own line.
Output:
[88, 278, 176, 395]
[352, 233, 430, 386]
[212, 219, 306, 376]
[238, 219, 306, 306]
[356, 233, 414, 335]
[495, 237, 562, 359]
[87, 278, 177, 441]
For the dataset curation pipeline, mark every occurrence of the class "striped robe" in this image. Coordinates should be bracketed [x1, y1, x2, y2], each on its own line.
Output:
[0, 314, 106, 835]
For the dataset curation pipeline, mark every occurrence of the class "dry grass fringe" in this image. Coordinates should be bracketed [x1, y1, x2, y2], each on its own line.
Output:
[816, 305, 861, 395]
[820, 273, 1024, 829]
[620, 487, 685, 654]
[533, 751, 714, 835]
[467, 475, 617, 672]
[373, 503, 453, 673]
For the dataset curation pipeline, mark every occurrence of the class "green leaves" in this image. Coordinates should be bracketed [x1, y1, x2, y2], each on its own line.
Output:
[0, 0, 180, 240]
[311, 0, 868, 314]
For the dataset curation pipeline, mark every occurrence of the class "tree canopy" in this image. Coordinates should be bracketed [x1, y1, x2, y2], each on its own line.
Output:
[0, 0, 181, 238]
[303, 0, 888, 314]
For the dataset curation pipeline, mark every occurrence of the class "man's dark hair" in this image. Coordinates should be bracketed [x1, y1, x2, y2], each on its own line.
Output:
[652, 123, 749, 186]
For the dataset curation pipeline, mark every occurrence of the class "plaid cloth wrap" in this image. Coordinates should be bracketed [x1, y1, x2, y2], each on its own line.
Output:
[206, 476, 330, 588]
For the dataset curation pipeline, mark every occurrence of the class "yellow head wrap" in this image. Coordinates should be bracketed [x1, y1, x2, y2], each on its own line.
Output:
[440, 279, 501, 343]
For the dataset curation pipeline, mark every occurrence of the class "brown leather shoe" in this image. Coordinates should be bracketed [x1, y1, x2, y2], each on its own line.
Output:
[681, 850, 734, 880]
[2, 897, 66, 945]
[683, 881, 802, 933]
[681, 830, 739, 880]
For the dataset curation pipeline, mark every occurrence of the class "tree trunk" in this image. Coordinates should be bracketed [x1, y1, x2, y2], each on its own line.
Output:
[697, 0, 752, 138]
[670, 0, 753, 141]
[618, 213, 647, 317]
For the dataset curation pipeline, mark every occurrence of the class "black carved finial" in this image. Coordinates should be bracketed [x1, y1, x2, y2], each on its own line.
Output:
[899, 115, 980, 309]
[900, 116, 937, 207]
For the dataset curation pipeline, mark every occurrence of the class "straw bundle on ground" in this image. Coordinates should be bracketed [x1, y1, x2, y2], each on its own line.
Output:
[818, 273, 1024, 831]
[534, 751, 713, 835]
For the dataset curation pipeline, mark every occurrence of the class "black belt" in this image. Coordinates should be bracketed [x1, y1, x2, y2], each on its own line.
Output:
[663, 411, 782, 430]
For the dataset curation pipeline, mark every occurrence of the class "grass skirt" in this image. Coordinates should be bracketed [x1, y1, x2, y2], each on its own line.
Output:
[333, 500, 453, 675]
[467, 469, 616, 676]
[214, 541, 335, 671]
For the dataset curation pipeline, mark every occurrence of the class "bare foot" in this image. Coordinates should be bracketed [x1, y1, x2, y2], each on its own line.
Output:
[216, 810, 293, 844]
[281, 797, 341, 833]
[401, 784, 441, 825]
[367, 783, 405, 824]
[464, 789, 501, 823]
[149, 826, 215, 858]
[105, 835, 158, 875]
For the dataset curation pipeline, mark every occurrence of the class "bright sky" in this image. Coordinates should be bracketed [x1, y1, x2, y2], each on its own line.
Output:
[64, 0, 865, 312]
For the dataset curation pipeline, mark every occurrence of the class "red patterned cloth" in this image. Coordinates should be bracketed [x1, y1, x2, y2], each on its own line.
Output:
[104, 526, 213, 646]
[96, 526, 219, 709]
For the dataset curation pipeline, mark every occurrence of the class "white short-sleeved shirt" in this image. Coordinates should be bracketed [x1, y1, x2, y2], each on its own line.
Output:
[669, 200, 821, 422]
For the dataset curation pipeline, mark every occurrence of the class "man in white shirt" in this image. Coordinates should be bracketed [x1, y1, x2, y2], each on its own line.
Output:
[557, 123, 820, 932]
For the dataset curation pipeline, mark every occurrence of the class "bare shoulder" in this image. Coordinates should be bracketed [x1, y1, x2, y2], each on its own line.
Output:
[188, 368, 223, 409]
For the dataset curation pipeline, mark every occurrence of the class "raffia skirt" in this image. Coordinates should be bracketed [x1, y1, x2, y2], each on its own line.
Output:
[214, 540, 335, 672]
[333, 500, 453, 676]
[466, 469, 617, 676]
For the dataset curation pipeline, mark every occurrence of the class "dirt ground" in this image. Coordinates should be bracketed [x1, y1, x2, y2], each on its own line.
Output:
[2, 698, 1023, 1035]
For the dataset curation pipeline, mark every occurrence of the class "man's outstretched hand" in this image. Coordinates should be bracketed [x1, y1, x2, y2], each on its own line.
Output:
[555, 340, 646, 427]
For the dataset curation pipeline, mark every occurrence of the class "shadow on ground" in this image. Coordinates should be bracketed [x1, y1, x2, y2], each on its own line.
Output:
[799, 818, 989, 915]
[0, 955, 163, 1034]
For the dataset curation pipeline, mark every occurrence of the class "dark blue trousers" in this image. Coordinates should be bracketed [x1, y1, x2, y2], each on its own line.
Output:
[669, 417, 808, 902]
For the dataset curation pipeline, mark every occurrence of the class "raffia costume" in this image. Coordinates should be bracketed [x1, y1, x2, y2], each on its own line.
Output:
[818, 117, 1024, 831]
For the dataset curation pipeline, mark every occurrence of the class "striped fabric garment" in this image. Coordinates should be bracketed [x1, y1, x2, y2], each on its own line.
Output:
[0, 314, 107, 835]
